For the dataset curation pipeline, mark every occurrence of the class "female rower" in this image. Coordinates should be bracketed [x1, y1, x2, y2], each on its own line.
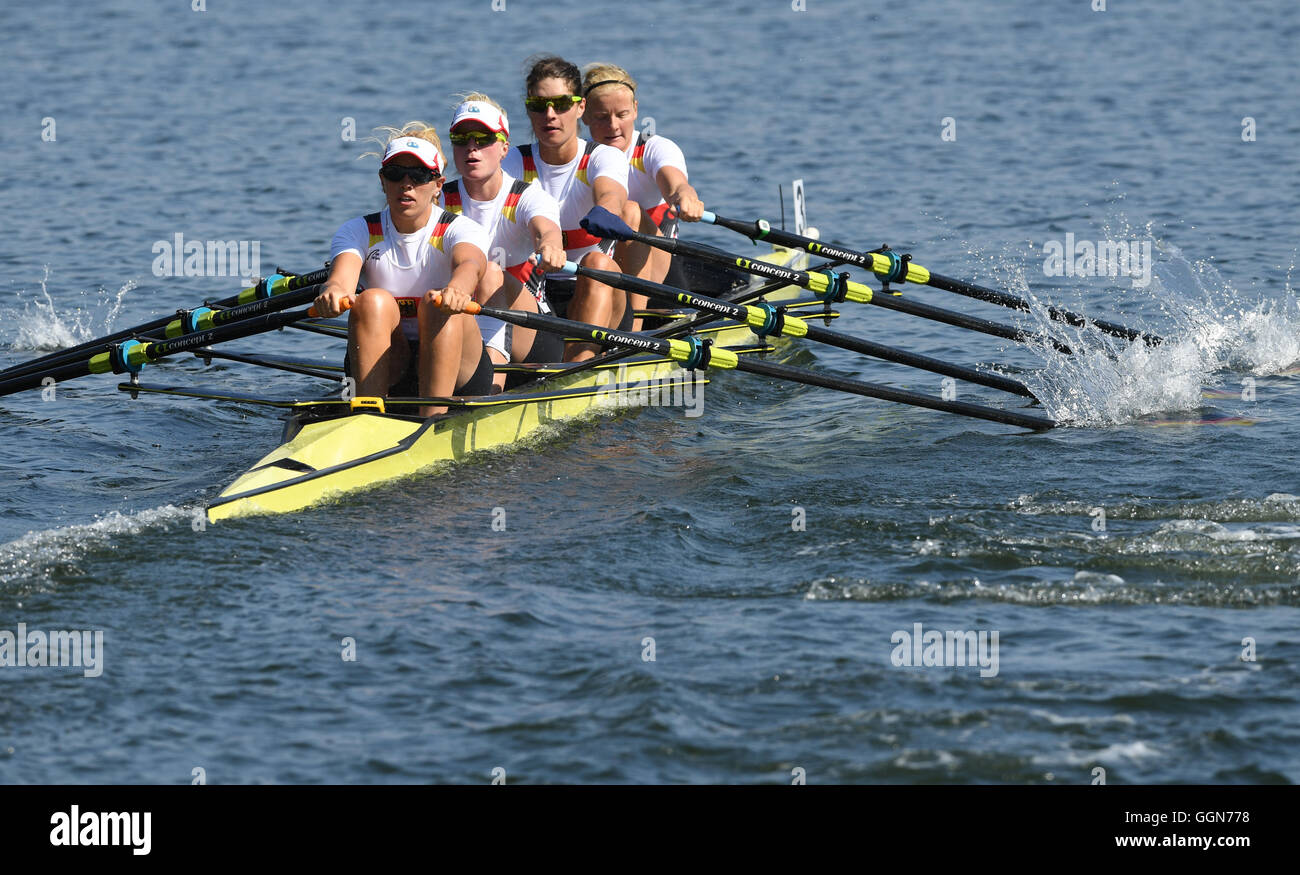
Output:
[581, 63, 703, 329]
[440, 93, 567, 388]
[313, 123, 492, 417]
[502, 55, 631, 361]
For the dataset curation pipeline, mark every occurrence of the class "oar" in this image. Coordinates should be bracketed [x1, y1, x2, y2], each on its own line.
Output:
[579, 210, 1073, 353]
[521, 258, 850, 387]
[450, 299, 1056, 431]
[0, 268, 331, 381]
[578, 212, 1038, 398]
[545, 257, 1036, 400]
[0, 285, 331, 398]
[700, 211, 1161, 345]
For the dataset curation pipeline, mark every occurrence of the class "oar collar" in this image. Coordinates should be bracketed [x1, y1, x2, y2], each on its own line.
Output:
[109, 340, 147, 375]
[877, 246, 912, 287]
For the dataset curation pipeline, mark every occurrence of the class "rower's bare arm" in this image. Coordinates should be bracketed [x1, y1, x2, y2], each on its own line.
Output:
[657, 167, 702, 222]
[315, 251, 363, 317]
[529, 216, 567, 271]
[433, 243, 488, 313]
[592, 176, 627, 217]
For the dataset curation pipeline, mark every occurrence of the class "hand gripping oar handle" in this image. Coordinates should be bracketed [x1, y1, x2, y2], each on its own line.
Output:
[700, 210, 1162, 346]
[309, 296, 353, 318]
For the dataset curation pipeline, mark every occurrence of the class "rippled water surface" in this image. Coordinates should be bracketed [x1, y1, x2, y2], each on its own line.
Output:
[1, 0, 1298, 784]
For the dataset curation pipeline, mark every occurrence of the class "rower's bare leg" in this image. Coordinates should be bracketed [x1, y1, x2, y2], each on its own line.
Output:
[648, 243, 672, 286]
[484, 345, 509, 392]
[478, 264, 541, 381]
[475, 262, 509, 392]
[564, 251, 628, 362]
[474, 264, 541, 391]
[347, 288, 408, 397]
[613, 200, 657, 331]
[418, 307, 485, 418]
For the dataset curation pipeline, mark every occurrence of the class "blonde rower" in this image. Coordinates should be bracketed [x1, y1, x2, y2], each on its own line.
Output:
[313, 124, 492, 417]
[440, 93, 567, 389]
[581, 63, 703, 329]
[502, 55, 631, 361]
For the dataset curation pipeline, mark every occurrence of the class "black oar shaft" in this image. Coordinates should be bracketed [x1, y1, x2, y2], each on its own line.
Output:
[925, 271, 1152, 342]
[473, 305, 1055, 431]
[0, 268, 331, 380]
[189, 348, 342, 381]
[0, 283, 327, 389]
[735, 355, 1051, 430]
[616, 225, 1071, 353]
[704, 212, 1161, 345]
[868, 292, 1069, 353]
[0, 293, 327, 398]
[574, 263, 1036, 398]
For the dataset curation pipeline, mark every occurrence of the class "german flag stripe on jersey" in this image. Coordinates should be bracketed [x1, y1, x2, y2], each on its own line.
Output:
[518, 145, 537, 183]
[365, 212, 384, 248]
[442, 182, 463, 214]
[501, 178, 528, 224]
[575, 140, 598, 186]
[428, 209, 456, 252]
[630, 134, 654, 173]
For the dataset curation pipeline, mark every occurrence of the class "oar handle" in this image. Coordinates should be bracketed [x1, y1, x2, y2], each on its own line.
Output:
[428, 293, 483, 315]
[307, 296, 353, 318]
[306, 291, 483, 317]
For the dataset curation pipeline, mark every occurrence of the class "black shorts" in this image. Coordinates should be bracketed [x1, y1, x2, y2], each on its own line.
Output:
[545, 275, 634, 332]
[488, 320, 566, 366]
[522, 324, 566, 364]
[344, 342, 495, 398]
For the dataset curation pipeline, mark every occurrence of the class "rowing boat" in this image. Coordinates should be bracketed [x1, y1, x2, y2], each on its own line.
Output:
[4, 184, 1160, 524]
[202, 239, 820, 521]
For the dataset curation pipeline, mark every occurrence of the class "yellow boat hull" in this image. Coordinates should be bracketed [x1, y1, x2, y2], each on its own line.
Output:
[207, 243, 819, 521]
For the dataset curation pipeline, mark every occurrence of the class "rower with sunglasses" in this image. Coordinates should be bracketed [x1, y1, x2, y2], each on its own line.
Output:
[581, 63, 703, 330]
[501, 55, 632, 361]
[313, 127, 493, 417]
[440, 94, 567, 389]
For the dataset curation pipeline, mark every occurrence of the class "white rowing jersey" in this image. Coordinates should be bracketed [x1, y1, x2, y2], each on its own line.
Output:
[439, 171, 560, 308]
[625, 130, 688, 224]
[501, 139, 628, 263]
[330, 206, 489, 340]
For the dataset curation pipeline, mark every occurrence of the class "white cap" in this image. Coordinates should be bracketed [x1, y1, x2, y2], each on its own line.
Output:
[450, 100, 509, 137]
[381, 137, 443, 174]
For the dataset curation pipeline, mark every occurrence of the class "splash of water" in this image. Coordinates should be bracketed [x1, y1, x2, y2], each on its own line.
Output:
[4, 268, 138, 353]
[992, 221, 1300, 426]
[0, 505, 197, 592]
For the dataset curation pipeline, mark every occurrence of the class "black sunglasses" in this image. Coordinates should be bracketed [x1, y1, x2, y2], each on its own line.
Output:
[379, 164, 438, 185]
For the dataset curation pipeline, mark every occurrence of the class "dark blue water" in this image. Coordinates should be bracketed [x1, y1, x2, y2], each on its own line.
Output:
[1, 0, 1298, 784]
